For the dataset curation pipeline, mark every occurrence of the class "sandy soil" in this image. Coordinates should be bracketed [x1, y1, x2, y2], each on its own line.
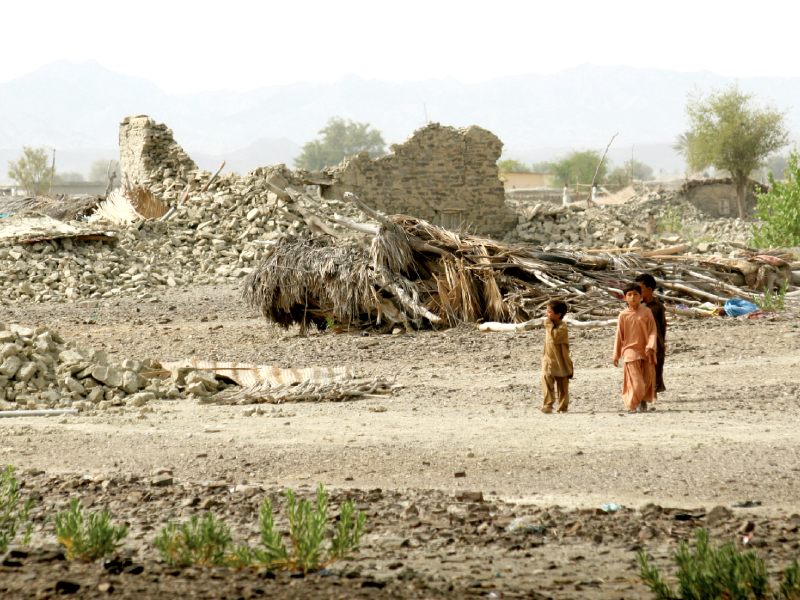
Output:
[1, 283, 799, 599]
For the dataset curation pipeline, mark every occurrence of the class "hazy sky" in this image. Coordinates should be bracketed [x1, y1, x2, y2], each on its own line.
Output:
[3, 0, 798, 93]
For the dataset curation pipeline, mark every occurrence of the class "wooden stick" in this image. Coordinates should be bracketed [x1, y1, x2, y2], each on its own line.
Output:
[587, 133, 618, 203]
[478, 315, 617, 332]
[656, 278, 727, 303]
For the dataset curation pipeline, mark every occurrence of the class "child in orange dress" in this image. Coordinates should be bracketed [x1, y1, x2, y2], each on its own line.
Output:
[612, 283, 658, 412]
[541, 300, 574, 413]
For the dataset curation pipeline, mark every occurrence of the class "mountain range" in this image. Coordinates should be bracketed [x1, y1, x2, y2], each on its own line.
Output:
[1, 60, 799, 178]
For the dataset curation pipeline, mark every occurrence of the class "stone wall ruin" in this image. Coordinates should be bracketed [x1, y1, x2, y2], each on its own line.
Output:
[118, 116, 516, 237]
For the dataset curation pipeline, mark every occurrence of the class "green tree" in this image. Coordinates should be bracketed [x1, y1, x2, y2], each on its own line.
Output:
[607, 159, 654, 186]
[531, 161, 554, 174]
[295, 118, 386, 170]
[551, 150, 607, 185]
[497, 158, 530, 173]
[751, 150, 800, 247]
[89, 159, 117, 182]
[8, 146, 53, 195]
[678, 84, 789, 219]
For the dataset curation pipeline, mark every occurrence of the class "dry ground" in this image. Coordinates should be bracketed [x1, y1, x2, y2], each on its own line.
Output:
[1, 283, 799, 599]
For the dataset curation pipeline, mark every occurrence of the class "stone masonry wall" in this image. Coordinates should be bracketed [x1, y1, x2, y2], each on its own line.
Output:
[681, 179, 765, 218]
[118, 116, 516, 237]
[119, 115, 199, 197]
[321, 123, 516, 237]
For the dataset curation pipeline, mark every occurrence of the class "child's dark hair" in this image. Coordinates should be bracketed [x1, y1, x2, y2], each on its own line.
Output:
[547, 299, 568, 317]
[635, 273, 657, 290]
[623, 282, 642, 295]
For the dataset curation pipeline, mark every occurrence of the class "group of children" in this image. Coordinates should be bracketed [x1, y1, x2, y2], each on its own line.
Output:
[540, 274, 667, 414]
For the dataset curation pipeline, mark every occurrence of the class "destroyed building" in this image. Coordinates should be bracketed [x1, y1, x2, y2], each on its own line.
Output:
[119, 116, 517, 237]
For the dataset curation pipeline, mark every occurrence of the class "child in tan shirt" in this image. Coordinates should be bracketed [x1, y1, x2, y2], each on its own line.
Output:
[613, 283, 658, 412]
[541, 300, 574, 413]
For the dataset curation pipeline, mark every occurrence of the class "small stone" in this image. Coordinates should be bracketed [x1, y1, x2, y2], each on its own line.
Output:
[121, 370, 141, 394]
[198, 497, 216, 510]
[455, 491, 483, 503]
[0, 355, 22, 378]
[706, 505, 733, 525]
[151, 474, 173, 487]
[126, 392, 155, 407]
[738, 521, 756, 534]
[185, 381, 211, 397]
[14, 361, 37, 382]
[65, 377, 85, 395]
[454, 470, 467, 478]
[92, 365, 124, 388]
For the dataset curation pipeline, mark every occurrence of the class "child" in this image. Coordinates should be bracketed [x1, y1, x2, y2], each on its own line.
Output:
[612, 283, 657, 413]
[635, 274, 667, 399]
[541, 300, 573, 414]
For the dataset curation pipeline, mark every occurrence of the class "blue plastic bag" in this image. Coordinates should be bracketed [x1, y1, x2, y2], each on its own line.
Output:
[724, 298, 758, 317]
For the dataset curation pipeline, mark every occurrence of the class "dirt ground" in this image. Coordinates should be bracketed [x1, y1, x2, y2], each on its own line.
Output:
[1, 283, 799, 599]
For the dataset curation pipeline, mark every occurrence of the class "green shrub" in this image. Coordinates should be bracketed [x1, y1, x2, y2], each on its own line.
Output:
[54, 499, 128, 561]
[240, 484, 366, 573]
[155, 512, 233, 567]
[638, 528, 800, 599]
[658, 206, 683, 234]
[752, 151, 800, 248]
[0, 465, 34, 552]
[155, 485, 366, 572]
[754, 278, 789, 312]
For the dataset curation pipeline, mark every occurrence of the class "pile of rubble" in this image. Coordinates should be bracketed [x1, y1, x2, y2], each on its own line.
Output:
[0, 180, 369, 305]
[0, 322, 225, 413]
[505, 192, 758, 254]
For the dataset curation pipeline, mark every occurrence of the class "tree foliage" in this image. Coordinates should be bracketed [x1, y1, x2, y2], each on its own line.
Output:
[7, 146, 53, 195]
[751, 150, 800, 248]
[295, 117, 386, 170]
[608, 159, 654, 186]
[678, 84, 789, 218]
[551, 150, 607, 185]
[497, 158, 530, 173]
[89, 159, 117, 182]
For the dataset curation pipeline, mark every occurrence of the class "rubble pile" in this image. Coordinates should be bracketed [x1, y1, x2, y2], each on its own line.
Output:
[0, 184, 369, 305]
[0, 321, 229, 413]
[505, 193, 758, 254]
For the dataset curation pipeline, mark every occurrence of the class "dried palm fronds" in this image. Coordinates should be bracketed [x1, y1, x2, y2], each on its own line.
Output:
[218, 377, 392, 405]
[90, 187, 167, 224]
[243, 192, 799, 331]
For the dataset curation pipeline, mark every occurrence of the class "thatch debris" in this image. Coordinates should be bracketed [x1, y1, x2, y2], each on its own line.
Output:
[242, 193, 799, 332]
[90, 187, 168, 224]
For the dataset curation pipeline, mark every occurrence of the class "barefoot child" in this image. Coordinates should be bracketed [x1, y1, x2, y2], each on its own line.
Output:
[612, 283, 657, 412]
[541, 300, 573, 413]
[635, 274, 667, 399]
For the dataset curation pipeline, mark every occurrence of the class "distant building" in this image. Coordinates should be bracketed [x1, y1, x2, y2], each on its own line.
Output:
[50, 181, 118, 196]
[501, 172, 556, 191]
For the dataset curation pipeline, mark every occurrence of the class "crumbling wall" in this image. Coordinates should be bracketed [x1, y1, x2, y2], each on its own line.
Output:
[681, 179, 766, 217]
[321, 123, 516, 236]
[118, 116, 516, 237]
[119, 115, 199, 199]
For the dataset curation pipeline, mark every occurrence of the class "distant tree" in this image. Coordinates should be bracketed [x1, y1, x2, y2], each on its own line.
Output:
[530, 161, 554, 174]
[767, 154, 790, 180]
[89, 159, 118, 182]
[294, 117, 386, 170]
[7, 146, 52, 195]
[678, 84, 789, 219]
[607, 166, 629, 187]
[551, 150, 607, 185]
[497, 158, 530, 173]
[608, 159, 654, 186]
[53, 172, 85, 183]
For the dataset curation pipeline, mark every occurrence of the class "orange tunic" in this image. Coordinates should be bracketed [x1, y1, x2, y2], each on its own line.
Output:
[613, 306, 657, 410]
[613, 305, 658, 364]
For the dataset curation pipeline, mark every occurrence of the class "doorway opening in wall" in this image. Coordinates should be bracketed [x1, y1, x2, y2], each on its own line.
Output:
[439, 210, 464, 231]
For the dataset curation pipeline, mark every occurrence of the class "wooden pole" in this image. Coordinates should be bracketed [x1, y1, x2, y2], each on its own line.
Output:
[587, 133, 617, 203]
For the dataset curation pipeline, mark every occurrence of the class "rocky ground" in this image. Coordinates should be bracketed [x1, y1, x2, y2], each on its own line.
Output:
[1, 283, 800, 599]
